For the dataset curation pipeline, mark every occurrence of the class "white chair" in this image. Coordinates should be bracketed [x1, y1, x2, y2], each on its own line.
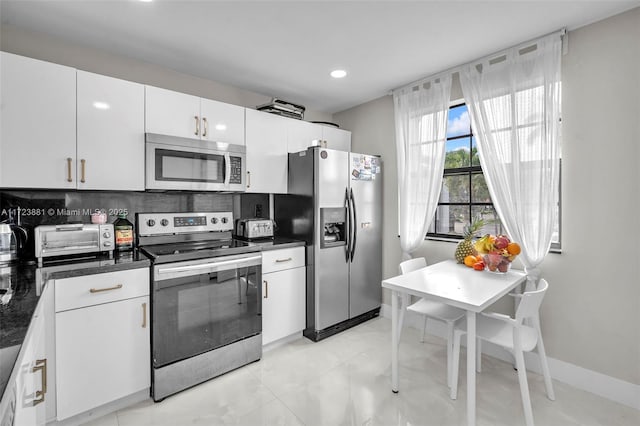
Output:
[399, 257, 466, 388]
[450, 279, 555, 426]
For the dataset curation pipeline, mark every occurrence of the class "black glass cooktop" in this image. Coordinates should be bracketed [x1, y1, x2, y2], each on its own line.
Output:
[139, 239, 261, 264]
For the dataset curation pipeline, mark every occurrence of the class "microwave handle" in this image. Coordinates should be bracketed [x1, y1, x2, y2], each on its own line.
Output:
[224, 153, 231, 188]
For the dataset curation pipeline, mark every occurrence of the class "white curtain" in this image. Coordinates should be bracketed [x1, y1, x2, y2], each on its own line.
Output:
[459, 33, 562, 286]
[393, 75, 452, 260]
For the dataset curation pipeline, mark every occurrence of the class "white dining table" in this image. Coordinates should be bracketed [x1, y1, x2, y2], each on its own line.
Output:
[382, 259, 527, 426]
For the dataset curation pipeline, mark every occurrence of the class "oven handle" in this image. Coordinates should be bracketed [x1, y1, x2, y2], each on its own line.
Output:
[156, 255, 262, 277]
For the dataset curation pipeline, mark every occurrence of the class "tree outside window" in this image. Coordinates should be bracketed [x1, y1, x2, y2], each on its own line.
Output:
[428, 102, 561, 250]
[428, 103, 504, 238]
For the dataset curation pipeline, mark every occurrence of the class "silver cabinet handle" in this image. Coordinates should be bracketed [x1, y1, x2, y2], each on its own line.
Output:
[194, 115, 200, 136]
[66, 158, 73, 182]
[263, 280, 268, 299]
[275, 258, 292, 263]
[32, 358, 47, 406]
[202, 117, 208, 137]
[80, 159, 86, 183]
[247, 171, 251, 188]
[89, 283, 123, 293]
[142, 302, 147, 328]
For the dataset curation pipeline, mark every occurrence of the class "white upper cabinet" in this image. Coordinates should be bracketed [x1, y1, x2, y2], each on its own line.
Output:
[287, 119, 351, 153]
[245, 109, 288, 194]
[144, 86, 200, 139]
[321, 125, 351, 152]
[287, 119, 322, 153]
[200, 97, 245, 145]
[0, 52, 76, 189]
[145, 85, 245, 146]
[76, 71, 145, 190]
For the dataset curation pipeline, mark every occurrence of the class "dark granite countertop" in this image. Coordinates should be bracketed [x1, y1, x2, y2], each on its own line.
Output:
[0, 250, 150, 399]
[248, 237, 306, 251]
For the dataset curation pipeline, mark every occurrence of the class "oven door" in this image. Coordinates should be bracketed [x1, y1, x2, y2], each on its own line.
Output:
[145, 134, 245, 191]
[151, 253, 262, 369]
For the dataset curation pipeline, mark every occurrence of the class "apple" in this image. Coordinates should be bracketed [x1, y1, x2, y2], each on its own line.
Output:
[494, 235, 510, 250]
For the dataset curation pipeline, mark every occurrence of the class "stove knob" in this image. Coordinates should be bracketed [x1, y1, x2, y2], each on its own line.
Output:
[161, 219, 169, 226]
[221, 217, 228, 224]
[103, 232, 111, 239]
[147, 219, 156, 227]
[211, 217, 219, 224]
[103, 241, 112, 247]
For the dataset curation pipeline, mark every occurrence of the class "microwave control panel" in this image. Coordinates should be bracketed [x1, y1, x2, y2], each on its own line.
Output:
[229, 156, 243, 184]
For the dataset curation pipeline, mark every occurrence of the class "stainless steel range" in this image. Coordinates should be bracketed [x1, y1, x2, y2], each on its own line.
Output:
[136, 211, 262, 402]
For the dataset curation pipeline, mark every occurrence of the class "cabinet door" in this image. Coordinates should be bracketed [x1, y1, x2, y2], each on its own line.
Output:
[145, 85, 201, 139]
[322, 126, 351, 152]
[0, 52, 76, 188]
[245, 109, 288, 193]
[200, 98, 245, 146]
[287, 119, 322, 153]
[77, 71, 145, 190]
[13, 295, 47, 426]
[262, 267, 306, 345]
[55, 296, 150, 420]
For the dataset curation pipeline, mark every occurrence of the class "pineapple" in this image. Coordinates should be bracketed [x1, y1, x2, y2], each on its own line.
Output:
[454, 216, 485, 263]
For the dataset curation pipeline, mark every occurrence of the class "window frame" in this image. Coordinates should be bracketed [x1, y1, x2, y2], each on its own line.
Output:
[426, 101, 562, 252]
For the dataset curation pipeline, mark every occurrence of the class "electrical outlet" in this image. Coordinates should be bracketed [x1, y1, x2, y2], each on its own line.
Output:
[255, 204, 263, 218]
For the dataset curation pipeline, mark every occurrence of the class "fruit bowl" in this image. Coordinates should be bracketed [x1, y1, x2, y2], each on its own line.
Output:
[462, 234, 521, 273]
[483, 253, 512, 273]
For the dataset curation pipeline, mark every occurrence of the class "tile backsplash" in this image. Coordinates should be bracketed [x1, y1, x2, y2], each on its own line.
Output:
[0, 190, 233, 227]
[0, 190, 268, 261]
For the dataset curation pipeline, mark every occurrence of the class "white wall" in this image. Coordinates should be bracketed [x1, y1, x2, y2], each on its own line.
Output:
[0, 24, 332, 123]
[335, 7, 640, 386]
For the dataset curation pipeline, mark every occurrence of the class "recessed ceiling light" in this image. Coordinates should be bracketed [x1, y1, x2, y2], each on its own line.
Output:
[330, 69, 347, 79]
[139, 0, 153, 3]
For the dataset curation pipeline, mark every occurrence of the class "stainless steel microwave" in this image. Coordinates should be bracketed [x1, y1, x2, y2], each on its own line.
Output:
[145, 133, 245, 191]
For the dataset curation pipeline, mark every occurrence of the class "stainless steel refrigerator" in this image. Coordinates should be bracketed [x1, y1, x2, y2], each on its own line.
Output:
[274, 147, 382, 341]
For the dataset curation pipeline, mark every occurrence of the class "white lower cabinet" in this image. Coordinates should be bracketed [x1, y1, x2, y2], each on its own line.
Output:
[261, 247, 306, 345]
[12, 287, 49, 426]
[54, 268, 150, 421]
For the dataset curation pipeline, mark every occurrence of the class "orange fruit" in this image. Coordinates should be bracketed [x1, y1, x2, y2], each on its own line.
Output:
[473, 261, 485, 271]
[507, 242, 521, 255]
[464, 255, 476, 267]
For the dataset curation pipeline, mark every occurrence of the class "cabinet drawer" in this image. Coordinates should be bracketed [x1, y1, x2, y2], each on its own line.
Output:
[262, 247, 305, 274]
[55, 268, 149, 312]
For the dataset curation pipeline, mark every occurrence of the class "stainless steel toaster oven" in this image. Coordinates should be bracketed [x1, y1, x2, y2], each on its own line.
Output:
[234, 219, 274, 240]
[34, 224, 114, 265]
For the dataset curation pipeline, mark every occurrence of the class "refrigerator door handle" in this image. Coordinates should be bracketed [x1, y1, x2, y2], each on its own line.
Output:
[344, 187, 351, 263]
[349, 188, 357, 261]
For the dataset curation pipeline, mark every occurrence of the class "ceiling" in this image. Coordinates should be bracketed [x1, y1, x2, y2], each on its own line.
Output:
[1, 0, 638, 114]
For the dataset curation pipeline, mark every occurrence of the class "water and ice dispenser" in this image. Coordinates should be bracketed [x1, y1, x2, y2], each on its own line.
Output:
[320, 208, 346, 248]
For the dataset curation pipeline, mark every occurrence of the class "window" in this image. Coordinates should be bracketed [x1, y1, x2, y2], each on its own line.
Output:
[427, 102, 561, 250]
[427, 103, 503, 238]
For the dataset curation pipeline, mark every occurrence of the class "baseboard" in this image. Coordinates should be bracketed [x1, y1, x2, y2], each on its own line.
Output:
[263, 331, 304, 352]
[380, 303, 640, 410]
[50, 389, 150, 426]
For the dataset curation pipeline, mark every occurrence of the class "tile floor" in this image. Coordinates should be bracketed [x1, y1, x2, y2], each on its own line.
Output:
[85, 317, 639, 426]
